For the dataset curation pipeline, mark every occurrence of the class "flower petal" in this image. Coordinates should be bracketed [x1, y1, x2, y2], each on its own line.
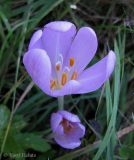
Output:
[23, 49, 51, 95]
[77, 51, 116, 93]
[54, 124, 64, 136]
[42, 21, 76, 66]
[69, 123, 85, 138]
[51, 113, 63, 132]
[54, 131, 81, 149]
[28, 30, 44, 50]
[66, 27, 98, 72]
[50, 80, 81, 97]
[58, 110, 80, 123]
[45, 21, 75, 32]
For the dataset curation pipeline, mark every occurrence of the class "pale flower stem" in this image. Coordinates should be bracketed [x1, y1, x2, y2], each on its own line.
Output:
[0, 82, 34, 160]
[13, 81, 34, 114]
[58, 96, 64, 110]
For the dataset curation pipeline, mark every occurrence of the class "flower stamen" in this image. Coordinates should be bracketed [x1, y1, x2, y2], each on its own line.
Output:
[69, 58, 75, 67]
[61, 72, 68, 86]
[71, 71, 78, 80]
[50, 80, 56, 90]
[56, 62, 61, 71]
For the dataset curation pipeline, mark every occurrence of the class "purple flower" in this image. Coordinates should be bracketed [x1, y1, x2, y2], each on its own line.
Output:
[51, 110, 85, 149]
[23, 21, 116, 97]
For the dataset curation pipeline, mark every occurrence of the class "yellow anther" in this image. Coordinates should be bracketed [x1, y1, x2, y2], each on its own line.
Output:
[69, 58, 75, 67]
[71, 71, 78, 80]
[50, 80, 56, 89]
[61, 72, 68, 86]
[56, 63, 61, 71]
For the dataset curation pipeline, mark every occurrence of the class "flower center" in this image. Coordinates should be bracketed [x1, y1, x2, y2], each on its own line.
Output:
[50, 56, 78, 90]
[60, 118, 73, 133]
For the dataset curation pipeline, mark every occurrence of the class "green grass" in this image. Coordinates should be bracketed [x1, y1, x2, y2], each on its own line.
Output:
[0, 0, 134, 160]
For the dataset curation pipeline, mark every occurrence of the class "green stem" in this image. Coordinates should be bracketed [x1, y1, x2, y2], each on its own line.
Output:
[58, 96, 64, 110]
